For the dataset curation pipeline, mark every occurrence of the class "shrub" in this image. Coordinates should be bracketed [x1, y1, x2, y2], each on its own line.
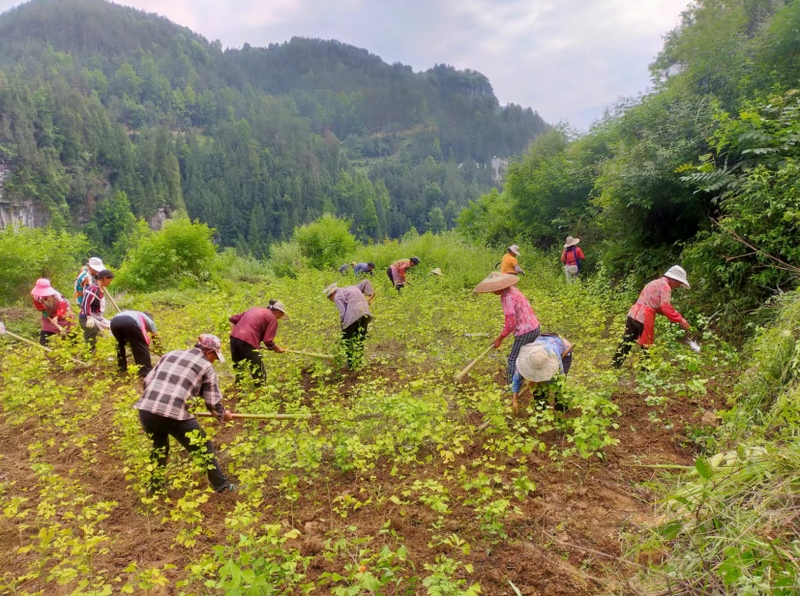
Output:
[115, 216, 217, 292]
[269, 240, 307, 278]
[0, 226, 89, 304]
[293, 214, 358, 270]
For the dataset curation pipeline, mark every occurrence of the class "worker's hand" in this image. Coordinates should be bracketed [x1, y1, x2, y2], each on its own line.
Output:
[492, 337, 504, 349]
[511, 394, 520, 416]
[223, 409, 234, 422]
[679, 318, 690, 331]
[273, 345, 285, 354]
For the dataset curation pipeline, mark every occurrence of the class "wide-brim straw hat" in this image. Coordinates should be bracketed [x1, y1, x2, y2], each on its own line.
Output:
[31, 278, 59, 298]
[473, 272, 519, 293]
[516, 343, 560, 383]
[323, 283, 339, 297]
[271, 300, 291, 320]
[431, 268, 443, 276]
[564, 236, 580, 248]
[509, 244, 521, 256]
[664, 265, 690, 289]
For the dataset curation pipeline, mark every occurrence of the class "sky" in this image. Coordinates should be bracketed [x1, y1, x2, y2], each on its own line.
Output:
[0, 0, 691, 128]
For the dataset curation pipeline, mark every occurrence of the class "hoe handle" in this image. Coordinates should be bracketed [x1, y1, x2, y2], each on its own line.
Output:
[454, 344, 495, 383]
[285, 348, 335, 361]
[196, 412, 311, 420]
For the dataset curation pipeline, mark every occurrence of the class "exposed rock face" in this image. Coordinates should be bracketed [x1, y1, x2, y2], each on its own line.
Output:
[0, 159, 49, 228]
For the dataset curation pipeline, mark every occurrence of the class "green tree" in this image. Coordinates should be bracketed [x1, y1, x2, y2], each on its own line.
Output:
[428, 207, 446, 234]
[292, 214, 357, 270]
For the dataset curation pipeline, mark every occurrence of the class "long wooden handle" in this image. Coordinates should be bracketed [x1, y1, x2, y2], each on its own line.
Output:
[285, 348, 335, 361]
[106, 293, 122, 313]
[454, 344, 495, 383]
[4, 329, 89, 367]
[195, 412, 311, 420]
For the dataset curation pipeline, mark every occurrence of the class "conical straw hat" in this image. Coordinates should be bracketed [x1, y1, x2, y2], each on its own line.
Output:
[473, 272, 519, 293]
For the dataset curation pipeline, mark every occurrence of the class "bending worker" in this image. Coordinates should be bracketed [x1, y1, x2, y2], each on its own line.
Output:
[324, 280, 375, 368]
[134, 334, 236, 494]
[387, 257, 420, 292]
[511, 334, 573, 415]
[613, 265, 691, 367]
[110, 310, 160, 377]
[354, 262, 376, 277]
[474, 272, 541, 384]
[229, 300, 289, 386]
[500, 245, 525, 275]
[30, 278, 75, 346]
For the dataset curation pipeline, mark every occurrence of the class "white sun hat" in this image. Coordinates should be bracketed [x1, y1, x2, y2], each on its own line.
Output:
[664, 265, 690, 289]
[270, 300, 291, 320]
[508, 244, 521, 256]
[88, 257, 105, 271]
[516, 342, 561, 383]
[323, 283, 339, 297]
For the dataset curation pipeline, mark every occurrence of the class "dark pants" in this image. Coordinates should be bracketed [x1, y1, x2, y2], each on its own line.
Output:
[78, 315, 100, 351]
[341, 316, 370, 368]
[110, 316, 152, 377]
[138, 409, 230, 492]
[387, 267, 403, 292]
[613, 316, 645, 368]
[230, 336, 266, 386]
[507, 327, 541, 383]
[40, 330, 56, 346]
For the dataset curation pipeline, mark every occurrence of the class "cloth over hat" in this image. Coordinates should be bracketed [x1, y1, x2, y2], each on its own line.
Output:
[430, 268, 443, 276]
[473, 271, 519, 293]
[197, 334, 225, 362]
[270, 300, 290, 320]
[323, 283, 339, 297]
[88, 257, 105, 271]
[564, 236, 580, 248]
[664, 265, 690, 289]
[31, 278, 59, 298]
[516, 342, 560, 383]
[509, 244, 521, 256]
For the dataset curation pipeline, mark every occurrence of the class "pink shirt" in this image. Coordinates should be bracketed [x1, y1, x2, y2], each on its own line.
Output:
[499, 287, 540, 338]
[628, 277, 683, 324]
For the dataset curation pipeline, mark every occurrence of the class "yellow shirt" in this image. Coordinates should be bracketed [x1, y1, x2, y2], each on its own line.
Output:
[500, 253, 519, 274]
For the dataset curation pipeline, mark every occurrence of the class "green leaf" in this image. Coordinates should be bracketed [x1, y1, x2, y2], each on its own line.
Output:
[695, 457, 713, 479]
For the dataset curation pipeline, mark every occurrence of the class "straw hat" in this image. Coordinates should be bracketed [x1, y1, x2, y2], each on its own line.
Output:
[270, 300, 291, 320]
[30, 278, 59, 298]
[516, 343, 560, 383]
[473, 272, 519, 293]
[88, 257, 105, 271]
[664, 265, 690, 289]
[564, 236, 580, 248]
[431, 268, 443, 276]
[509, 244, 521, 256]
[197, 334, 225, 362]
[323, 283, 339, 297]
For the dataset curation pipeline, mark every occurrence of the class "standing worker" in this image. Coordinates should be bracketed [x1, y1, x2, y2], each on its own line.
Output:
[30, 279, 76, 345]
[110, 310, 160, 378]
[387, 257, 420, 292]
[612, 265, 691, 368]
[474, 272, 541, 383]
[500, 245, 525, 276]
[79, 269, 114, 352]
[324, 281, 375, 368]
[511, 334, 573, 415]
[353, 262, 376, 277]
[73, 257, 105, 307]
[229, 300, 289, 386]
[560, 236, 584, 283]
[134, 334, 236, 494]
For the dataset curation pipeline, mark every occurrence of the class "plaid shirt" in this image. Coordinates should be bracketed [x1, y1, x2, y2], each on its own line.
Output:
[628, 277, 683, 324]
[500, 286, 540, 338]
[134, 347, 225, 421]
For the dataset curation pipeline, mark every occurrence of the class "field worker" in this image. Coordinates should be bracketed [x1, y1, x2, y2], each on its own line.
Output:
[612, 265, 691, 368]
[474, 272, 541, 383]
[110, 310, 160, 378]
[353, 262, 376, 277]
[229, 300, 289, 386]
[73, 256, 105, 306]
[338, 261, 357, 274]
[500, 245, 525, 276]
[431, 268, 444, 276]
[78, 269, 114, 351]
[30, 279, 76, 346]
[324, 281, 375, 368]
[134, 334, 236, 494]
[511, 334, 574, 415]
[560, 236, 585, 283]
[387, 256, 420, 292]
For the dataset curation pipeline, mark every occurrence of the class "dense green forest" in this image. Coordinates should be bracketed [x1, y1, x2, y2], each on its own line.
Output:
[0, 0, 548, 260]
[459, 0, 800, 329]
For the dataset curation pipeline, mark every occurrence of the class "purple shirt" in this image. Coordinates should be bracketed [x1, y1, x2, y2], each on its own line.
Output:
[334, 280, 373, 329]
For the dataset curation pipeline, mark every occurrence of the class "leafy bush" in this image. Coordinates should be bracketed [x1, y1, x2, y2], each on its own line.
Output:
[115, 216, 217, 292]
[0, 226, 89, 304]
[213, 248, 273, 284]
[269, 240, 307, 278]
[292, 214, 358, 270]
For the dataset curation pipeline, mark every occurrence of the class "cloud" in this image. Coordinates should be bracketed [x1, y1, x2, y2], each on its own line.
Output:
[0, 0, 690, 127]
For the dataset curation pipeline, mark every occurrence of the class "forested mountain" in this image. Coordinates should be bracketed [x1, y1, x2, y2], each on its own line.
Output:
[0, 0, 548, 258]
